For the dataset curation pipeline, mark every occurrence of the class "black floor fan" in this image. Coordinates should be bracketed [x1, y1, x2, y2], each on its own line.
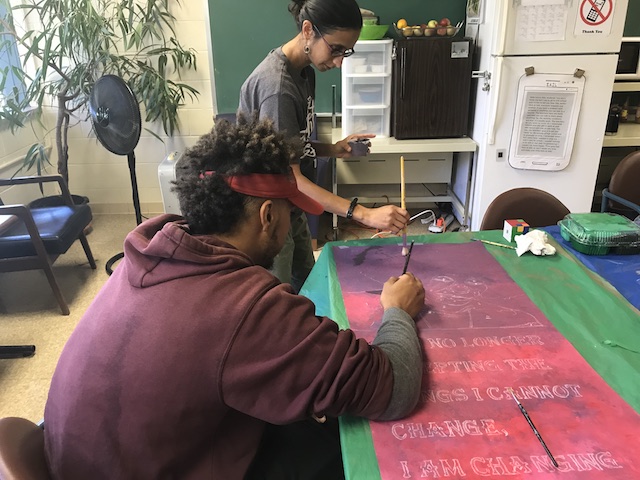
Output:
[89, 75, 142, 275]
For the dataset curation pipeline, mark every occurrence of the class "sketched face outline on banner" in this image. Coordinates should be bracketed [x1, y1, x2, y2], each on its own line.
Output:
[579, 0, 612, 26]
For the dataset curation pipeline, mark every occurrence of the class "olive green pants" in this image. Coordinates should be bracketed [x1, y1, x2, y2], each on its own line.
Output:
[270, 209, 315, 293]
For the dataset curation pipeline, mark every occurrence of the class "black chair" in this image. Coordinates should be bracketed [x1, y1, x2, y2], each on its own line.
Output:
[0, 175, 96, 316]
[480, 187, 570, 231]
[601, 150, 640, 220]
[0, 417, 52, 479]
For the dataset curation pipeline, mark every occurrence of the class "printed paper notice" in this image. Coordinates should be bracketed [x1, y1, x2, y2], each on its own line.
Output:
[509, 74, 585, 171]
[515, 1, 569, 42]
[575, 0, 614, 36]
[466, 0, 484, 25]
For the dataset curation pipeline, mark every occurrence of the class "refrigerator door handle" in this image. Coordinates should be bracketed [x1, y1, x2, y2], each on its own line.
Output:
[472, 70, 492, 92]
[487, 56, 504, 145]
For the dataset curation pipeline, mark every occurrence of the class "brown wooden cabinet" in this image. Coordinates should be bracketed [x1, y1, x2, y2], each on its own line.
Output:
[392, 37, 474, 139]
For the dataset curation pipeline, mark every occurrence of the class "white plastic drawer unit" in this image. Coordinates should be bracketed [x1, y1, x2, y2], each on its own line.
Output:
[342, 108, 389, 137]
[342, 39, 393, 138]
[342, 39, 393, 75]
[345, 77, 388, 106]
[336, 153, 453, 185]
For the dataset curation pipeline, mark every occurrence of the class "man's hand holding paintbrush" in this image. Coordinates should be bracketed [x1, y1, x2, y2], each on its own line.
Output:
[380, 273, 425, 319]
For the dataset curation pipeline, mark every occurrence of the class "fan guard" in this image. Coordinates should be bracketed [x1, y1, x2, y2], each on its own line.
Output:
[90, 75, 141, 155]
[89, 75, 143, 274]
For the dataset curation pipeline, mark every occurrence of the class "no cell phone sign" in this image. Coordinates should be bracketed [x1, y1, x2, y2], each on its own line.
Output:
[575, 0, 615, 35]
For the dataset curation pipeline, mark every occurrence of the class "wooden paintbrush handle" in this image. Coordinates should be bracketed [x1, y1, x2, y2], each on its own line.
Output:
[400, 156, 406, 211]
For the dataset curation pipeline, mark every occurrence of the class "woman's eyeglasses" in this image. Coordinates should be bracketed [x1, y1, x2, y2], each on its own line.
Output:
[313, 25, 355, 58]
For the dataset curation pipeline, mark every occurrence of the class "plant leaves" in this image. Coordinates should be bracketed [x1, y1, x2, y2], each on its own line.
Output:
[1, 0, 200, 183]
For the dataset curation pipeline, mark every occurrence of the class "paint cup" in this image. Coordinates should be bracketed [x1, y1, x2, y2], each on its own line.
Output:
[348, 139, 371, 156]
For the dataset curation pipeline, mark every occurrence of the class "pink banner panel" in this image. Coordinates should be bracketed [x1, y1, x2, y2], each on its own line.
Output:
[332, 242, 640, 479]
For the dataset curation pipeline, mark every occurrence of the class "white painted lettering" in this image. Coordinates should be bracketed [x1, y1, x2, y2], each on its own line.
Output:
[418, 459, 441, 477]
[440, 458, 466, 476]
[472, 387, 484, 401]
[391, 418, 505, 440]
[470, 456, 531, 476]
[400, 460, 412, 478]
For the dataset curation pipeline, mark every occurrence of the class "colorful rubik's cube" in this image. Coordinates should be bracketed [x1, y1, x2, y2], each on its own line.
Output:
[503, 219, 530, 243]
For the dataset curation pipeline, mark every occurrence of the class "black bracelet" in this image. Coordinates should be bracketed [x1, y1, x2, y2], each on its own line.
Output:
[346, 197, 358, 219]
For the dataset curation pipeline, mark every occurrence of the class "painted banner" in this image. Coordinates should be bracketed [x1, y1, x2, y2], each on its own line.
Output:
[332, 242, 640, 479]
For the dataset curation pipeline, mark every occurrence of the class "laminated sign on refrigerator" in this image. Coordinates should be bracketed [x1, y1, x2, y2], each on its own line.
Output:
[508, 71, 585, 171]
[574, 0, 616, 36]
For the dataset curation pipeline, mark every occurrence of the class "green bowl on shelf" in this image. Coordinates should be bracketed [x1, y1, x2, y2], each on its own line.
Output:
[359, 24, 389, 40]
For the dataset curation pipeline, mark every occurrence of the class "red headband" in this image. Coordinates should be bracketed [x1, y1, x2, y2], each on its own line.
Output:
[200, 170, 324, 215]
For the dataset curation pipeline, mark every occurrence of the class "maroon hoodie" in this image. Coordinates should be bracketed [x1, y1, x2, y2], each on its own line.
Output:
[43, 215, 404, 479]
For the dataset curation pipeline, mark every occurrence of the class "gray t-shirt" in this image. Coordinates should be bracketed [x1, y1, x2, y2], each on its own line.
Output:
[239, 47, 317, 164]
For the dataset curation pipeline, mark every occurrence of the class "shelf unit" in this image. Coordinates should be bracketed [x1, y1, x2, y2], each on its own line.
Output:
[331, 128, 477, 237]
[603, 81, 640, 147]
[594, 81, 640, 210]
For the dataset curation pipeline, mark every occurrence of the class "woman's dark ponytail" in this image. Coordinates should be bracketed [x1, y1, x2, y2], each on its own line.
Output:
[287, 0, 306, 26]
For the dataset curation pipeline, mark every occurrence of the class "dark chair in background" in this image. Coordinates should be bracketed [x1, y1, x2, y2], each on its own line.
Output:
[0, 417, 52, 479]
[600, 150, 640, 220]
[480, 187, 570, 231]
[0, 175, 96, 316]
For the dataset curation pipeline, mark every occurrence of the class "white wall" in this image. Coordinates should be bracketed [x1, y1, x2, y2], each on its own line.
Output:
[0, 1, 215, 215]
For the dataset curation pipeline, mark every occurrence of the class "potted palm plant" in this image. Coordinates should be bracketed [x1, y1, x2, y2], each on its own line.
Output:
[0, 0, 199, 200]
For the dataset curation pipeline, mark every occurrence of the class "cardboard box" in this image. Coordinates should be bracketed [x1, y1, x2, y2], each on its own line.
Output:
[503, 219, 530, 242]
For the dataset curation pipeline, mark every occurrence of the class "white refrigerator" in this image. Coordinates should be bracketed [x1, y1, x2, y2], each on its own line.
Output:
[465, 0, 629, 230]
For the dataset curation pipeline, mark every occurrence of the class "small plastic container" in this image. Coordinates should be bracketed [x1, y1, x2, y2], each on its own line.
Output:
[358, 86, 383, 103]
[558, 212, 640, 255]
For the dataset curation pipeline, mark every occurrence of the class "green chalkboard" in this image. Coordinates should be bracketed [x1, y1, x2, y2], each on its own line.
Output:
[208, 0, 466, 114]
[623, 0, 640, 37]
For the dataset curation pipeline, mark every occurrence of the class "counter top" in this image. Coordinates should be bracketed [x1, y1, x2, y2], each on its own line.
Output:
[602, 122, 640, 147]
[331, 129, 477, 154]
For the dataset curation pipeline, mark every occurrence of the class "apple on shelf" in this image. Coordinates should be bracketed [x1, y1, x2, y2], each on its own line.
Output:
[398, 17, 460, 38]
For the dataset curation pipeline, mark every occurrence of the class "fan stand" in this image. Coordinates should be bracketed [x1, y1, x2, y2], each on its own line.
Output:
[128, 152, 143, 225]
[105, 152, 142, 275]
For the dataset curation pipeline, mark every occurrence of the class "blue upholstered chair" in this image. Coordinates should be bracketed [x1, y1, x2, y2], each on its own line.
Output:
[0, 175, 96, 316]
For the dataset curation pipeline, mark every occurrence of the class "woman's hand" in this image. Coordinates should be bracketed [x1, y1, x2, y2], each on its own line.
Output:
[333, 134, 376, 158]
[353, 204, 409, 233]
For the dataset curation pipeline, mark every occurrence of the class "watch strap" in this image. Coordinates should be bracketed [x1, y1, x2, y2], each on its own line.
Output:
[346, 197, 358, 219]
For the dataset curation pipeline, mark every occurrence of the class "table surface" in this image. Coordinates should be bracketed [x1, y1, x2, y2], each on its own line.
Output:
[331, 128, 478, 154]
[300, 230, 640, 479]
[543, 225, 640, 311]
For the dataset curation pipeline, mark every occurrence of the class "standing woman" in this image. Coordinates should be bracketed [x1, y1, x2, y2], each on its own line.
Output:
[239, 0, 409, 292]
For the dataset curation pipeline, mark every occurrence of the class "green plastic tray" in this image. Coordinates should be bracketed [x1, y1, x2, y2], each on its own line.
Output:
[559, 213, 640, 255]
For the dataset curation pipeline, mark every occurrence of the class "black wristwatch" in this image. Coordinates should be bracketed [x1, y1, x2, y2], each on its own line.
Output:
[346, 197, 358, 220]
